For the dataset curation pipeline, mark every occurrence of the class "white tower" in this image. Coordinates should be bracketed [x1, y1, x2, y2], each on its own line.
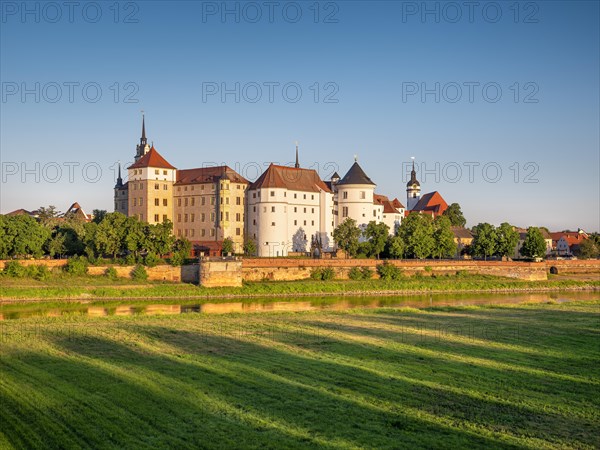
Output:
[335, 157, 377, 231]
[406, 158, 421, 211]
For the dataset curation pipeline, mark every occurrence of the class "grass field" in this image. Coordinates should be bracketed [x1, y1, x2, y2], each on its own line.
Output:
[1, 299, 599, 449]
[1, 272, 598, 300]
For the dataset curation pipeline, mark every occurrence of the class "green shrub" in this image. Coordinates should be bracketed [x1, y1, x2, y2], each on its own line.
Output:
[124, 254, 136, 266]
[321, 267, 335, 281]
[3, 261, 26, 278]
[144, 252, 160, 267]
[348, 267, 363, 280]
[360, 267, 373, 279]
[32, 265, 51, 281]
[170, 252, 185, 267]
[376, 262, 402, 280]
[131, 264, 148, 281]
[105, 267, 118, 280]
[310, 268, 324, 280]
[424, 266, 433, 272]
[64, 256, 88, 276]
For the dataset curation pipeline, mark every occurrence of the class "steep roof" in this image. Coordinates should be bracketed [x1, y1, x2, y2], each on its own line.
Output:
[5, 209, 36, 217]
[176, 166, 249, 185]
[65, 202, 91, 221]
[391, 198, 405, 209]
[373, 194, 400, 214]
[128, 146, 176, 170]
[411, 191, 448, 216]
[337, 161, 376, 186]
[451, 226, 474, 239]
[248, 164, 331, 193]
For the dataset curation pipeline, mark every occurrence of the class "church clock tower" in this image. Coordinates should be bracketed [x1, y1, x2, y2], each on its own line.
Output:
[406, 158, 421, 210]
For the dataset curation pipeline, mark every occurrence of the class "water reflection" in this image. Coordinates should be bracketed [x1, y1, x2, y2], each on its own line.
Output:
[0, 291, 596, 321]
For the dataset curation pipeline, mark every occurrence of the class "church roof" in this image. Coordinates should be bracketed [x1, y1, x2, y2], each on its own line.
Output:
[391, 198, 405, 209]
[249, 164, 331, 193]
[128, 146, 176, 170]
[410, 191, 448, 216]
[176, 166, 249, 185]
[337, 161, 376, 186]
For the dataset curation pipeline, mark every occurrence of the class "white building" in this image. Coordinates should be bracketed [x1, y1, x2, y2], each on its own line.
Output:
[246, 161, 334, 257]
[329, 159, 404, 236]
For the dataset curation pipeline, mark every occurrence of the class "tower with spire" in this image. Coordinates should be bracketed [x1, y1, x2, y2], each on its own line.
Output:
[113, 162, 129, 215]
[406, 158, 421, 210]
[135, 113, 150, 161]
[294, 141, 300, 169]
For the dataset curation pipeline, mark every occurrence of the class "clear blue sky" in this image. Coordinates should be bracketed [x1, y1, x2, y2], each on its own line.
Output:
[1, 1, 598, 231]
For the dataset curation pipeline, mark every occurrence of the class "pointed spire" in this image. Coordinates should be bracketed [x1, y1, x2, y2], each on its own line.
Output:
[140, 111, 147, 147]
[115, 163, 123, 188]
[294, 141, 300, 168]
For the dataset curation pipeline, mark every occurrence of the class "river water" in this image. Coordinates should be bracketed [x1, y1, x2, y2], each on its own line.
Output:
[0, 291, 597, 321]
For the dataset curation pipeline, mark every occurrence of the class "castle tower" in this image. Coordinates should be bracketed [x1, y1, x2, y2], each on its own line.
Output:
[113, 163, 129, 214]
[335, 157, 377, 230]
[135, 114, 151, 161]
[127, 145, 176, 224]
[406, 159, 421, 210]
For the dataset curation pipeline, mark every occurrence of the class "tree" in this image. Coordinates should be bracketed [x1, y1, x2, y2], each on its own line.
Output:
[3, 215, 51, 258]
[575, 238, 599, 259]
[385, 235, 405, 259]
[397, 213, 434, 259]
[244, 239, 257, 256]
[92, 209, 107, 224]
[37, 205, 61, 226]
[363, 221, 389, 259]
[171, 238, 192, 266]
[94, 212, 128, 258]
[431, 216, 457, 259]
[471, 223, 497, 260]
[333, 218, 361, 258]
[520, 227, 547, 259]
[147, 220, 175, 256]
[47, 232, 66, 258]
[222, 237, 234, 255]
[495, 222, 519, 258]
[0, 215, 13, 259]
[442, 203, 466, 227]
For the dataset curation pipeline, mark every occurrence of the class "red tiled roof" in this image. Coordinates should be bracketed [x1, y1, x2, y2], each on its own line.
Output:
[128, 146, 175, 170]
[391, 198, 405, 209]
[373, 194, 400, 214]
[5, 209, 34, 216]
[410, 191, 448, 216]
[248, 164, 331, 193]
[176, 166, 249, 185]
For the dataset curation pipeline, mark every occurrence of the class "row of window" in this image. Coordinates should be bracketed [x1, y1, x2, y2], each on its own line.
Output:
[132, 169, 169, 176]
[175, 196, 243, 207]
[176, 212, 244, 223]
[253, 191, 316, 200]
[176, 227, 243, 238]
[176, 183, 246, 192]
[251, 206, 317, 214]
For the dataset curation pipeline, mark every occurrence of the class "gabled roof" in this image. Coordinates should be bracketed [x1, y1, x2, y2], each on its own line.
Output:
[176, 166, 249, 185]
[128, 146, 176, 170]
[248, 164, 331, 193]
[337, 161, 376, 186]
[5, 209, 36, 217]
[410, 191, 448, 216]
[373, 194, 400, 214]
[65, 202, 92, 221]
[391, 198, 405, 209]
[451, 226, 474, 239]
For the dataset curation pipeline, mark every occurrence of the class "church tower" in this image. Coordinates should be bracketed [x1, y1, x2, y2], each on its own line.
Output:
[406, 159, 421, 210]
[135, 114, 150, 161]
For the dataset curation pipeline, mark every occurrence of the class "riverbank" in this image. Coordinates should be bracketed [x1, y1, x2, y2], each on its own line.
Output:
[1, 273, 598, 302]
[1, 300, 598, 448]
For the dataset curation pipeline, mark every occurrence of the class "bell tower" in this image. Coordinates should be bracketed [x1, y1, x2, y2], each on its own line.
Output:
[406, 158, 421, 210]
[135, 112, 150, 161]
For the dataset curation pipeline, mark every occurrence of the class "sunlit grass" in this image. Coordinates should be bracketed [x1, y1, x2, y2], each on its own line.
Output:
[0, 300, 599, 448]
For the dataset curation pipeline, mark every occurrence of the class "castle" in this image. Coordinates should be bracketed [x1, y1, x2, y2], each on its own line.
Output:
[114, 118, 448, 257]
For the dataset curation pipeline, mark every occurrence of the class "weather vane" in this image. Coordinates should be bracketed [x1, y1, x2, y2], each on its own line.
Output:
[354, 154, 358, 162]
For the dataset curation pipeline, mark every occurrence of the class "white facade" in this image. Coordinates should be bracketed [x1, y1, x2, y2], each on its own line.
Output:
[382, 208, 404, 235]
[335, 183, 378, 231]
[246, 169, 334, 257]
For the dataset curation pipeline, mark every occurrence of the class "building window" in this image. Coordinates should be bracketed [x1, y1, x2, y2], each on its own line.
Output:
[202, 197, 206, 206]
[343, 192, 348, 199]
[163, 170, 167, 175]
[303, 194, 306, 199]
[185, 198, 188, 207]
[201, 185, 205, 190]
[304, 208, 307, 213]
[360, 191, 366, 199]
[253, 193, 256, 198]
[155, 183, 159, 190]
[226, 198, 229, 205]
[294, 220, 297, 226]
[155, 169, 159, 175]
[294, 193, 297, 199]
[154, 214, 159, 222]
[177, 214, 182, 222]
[133, 198, 137, 206]
[225, 212, 229, 221]
[342, 207, 348, 217]
[210, 212, 215, 221]
[211, 198, 215, 205]
[139, 198, 143, 206]
[311, 195, 314, 200]
[210, 229, 215, 237]
[177, 229, 182, 237]
[311, 208, 314, 213]
[253, 206, 256, 212]
[201, 213, 205, 222]
[271, 222, 275, 226]
[163, 199, 168, 206]
[270, 191, 275, 197]
[311, 220, 315, 226]
[178, 198, 181, 207]
[373, 210, 376, 217]
[184, 214, 188, 223]
[294, 207, 297, 213]
[220, 198, 223, 205]
[202, 229, 206, 237]
[155, 198, 159, 206]
[191, 229, 195, 237]
[163, 214, 167, 222]
[185, 229, 188, 237]
[236, 197, 241, 205]
[191, 214, 195, 222]
[304, 220, 307, 226]
[271, 206, 275, 212]
[163, 184, 167, 190]
[236, 228, 241, 236]
[253, 219, 256, 225]
[236, 213, 241, 221]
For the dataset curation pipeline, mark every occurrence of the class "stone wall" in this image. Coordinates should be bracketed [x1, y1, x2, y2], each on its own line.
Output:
[199, 259, 242, 288]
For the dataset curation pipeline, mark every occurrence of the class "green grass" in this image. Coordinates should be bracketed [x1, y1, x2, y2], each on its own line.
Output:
[1, 300, 599, 449]
[1, 273, 598, 300]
